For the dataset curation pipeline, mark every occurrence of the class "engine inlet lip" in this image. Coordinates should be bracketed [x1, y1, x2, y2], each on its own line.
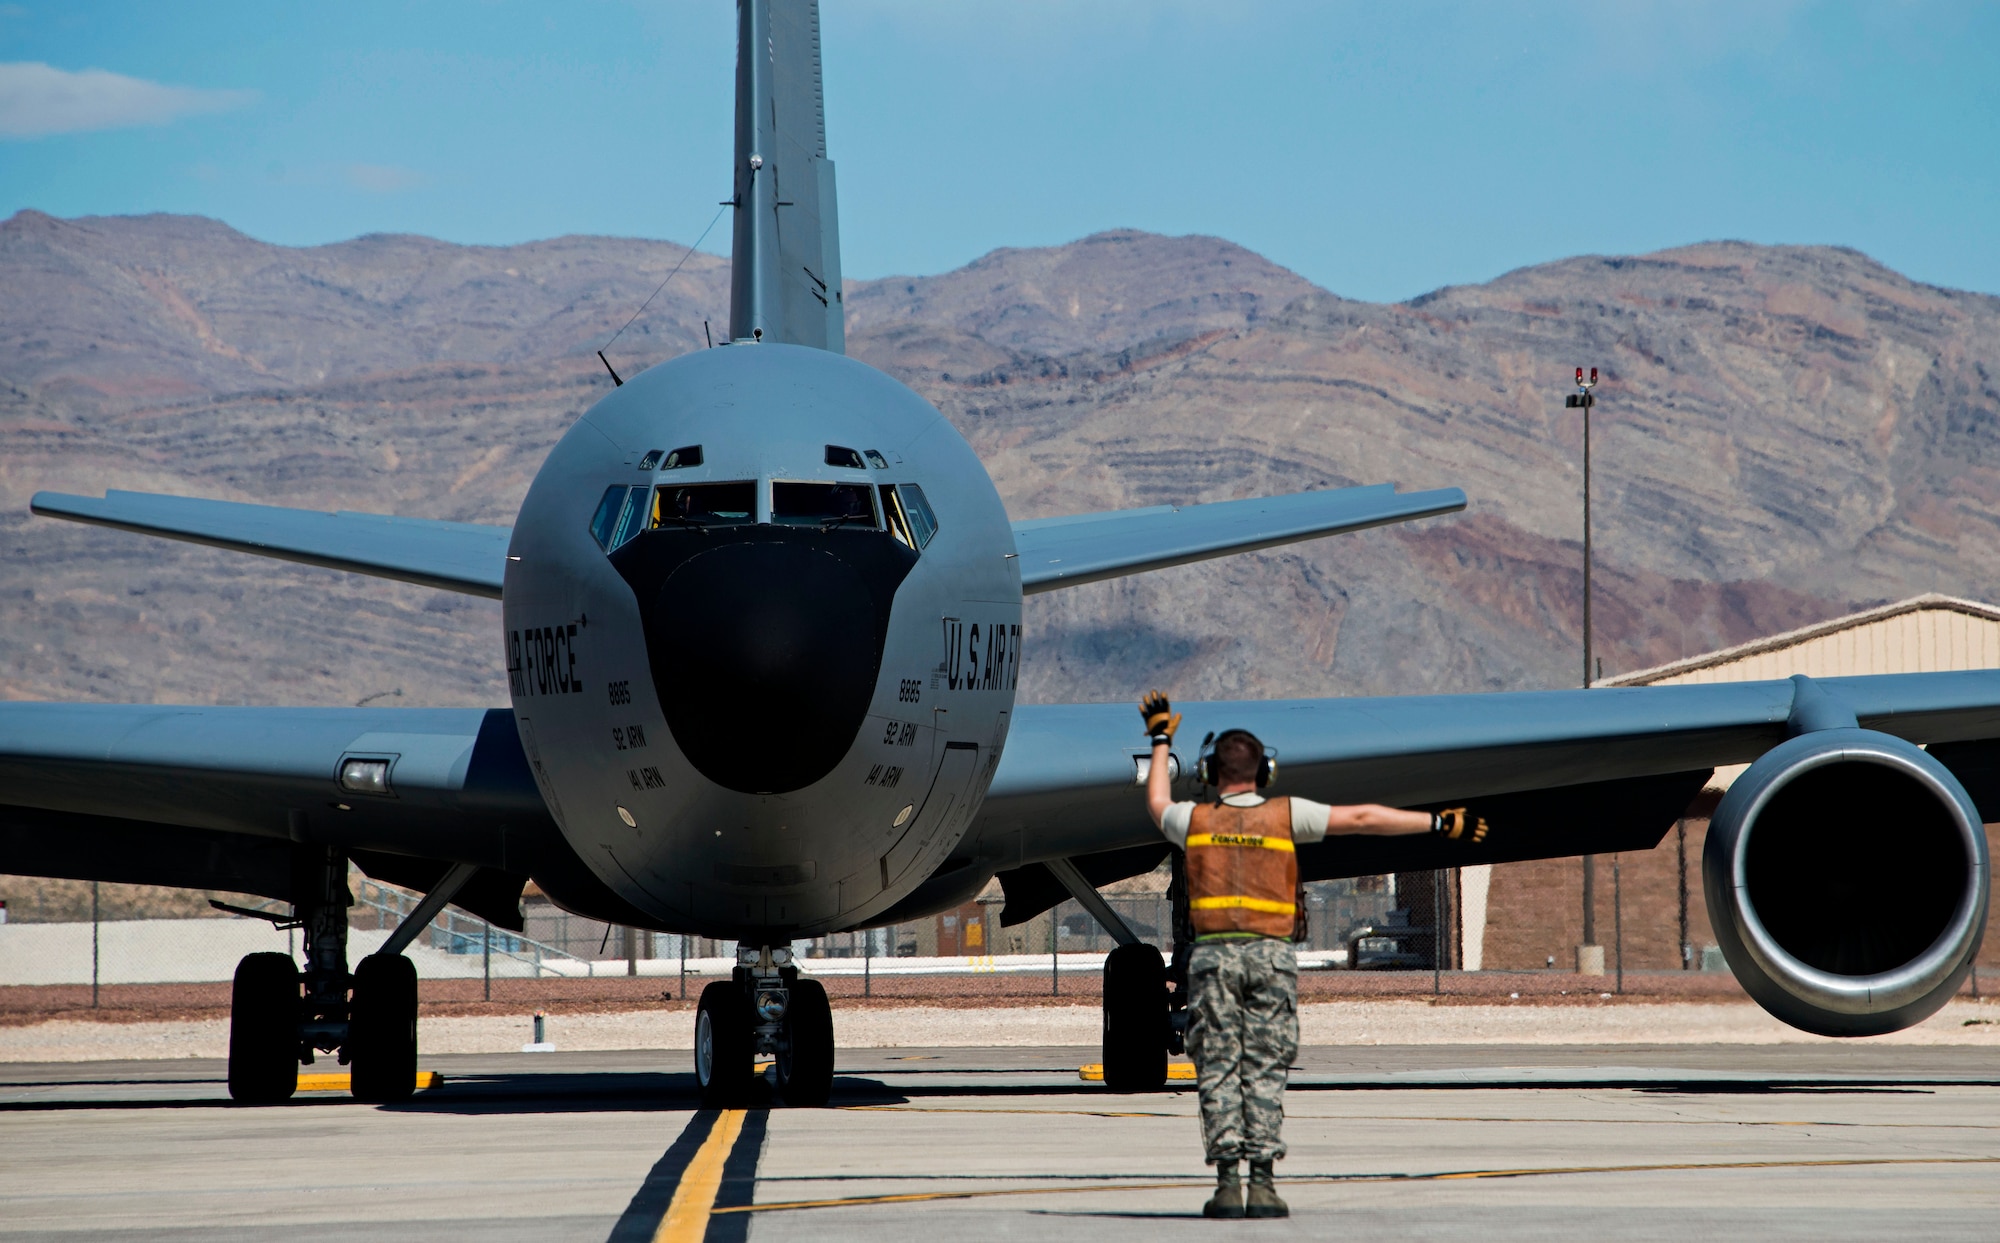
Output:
[1719, 732, 1988, 1017]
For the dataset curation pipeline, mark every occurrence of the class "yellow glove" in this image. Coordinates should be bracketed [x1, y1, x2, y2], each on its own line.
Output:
[1138, 690, 1181, 747]
[1432, 807, 1489, 843]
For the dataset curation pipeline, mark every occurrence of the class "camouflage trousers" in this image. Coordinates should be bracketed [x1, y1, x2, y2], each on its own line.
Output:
[1185, 937, 1298, 1165]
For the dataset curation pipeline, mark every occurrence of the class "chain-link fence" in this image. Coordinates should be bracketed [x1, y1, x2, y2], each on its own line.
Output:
[0, 873, 1408, 998]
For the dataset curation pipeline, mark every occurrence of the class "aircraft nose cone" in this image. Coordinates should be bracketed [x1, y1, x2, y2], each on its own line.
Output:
[641, 536, 902, 794]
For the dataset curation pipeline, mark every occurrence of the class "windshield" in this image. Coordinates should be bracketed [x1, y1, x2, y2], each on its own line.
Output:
[897, 484, 939, 547]
[589, 486, 628, 550]
[591, 485, 654, 550]
[772, 481, 879, 529]
[651, 481, 757, 528]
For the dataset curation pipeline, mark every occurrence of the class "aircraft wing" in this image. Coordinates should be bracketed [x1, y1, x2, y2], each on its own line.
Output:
[1011, 483, 1466, 594]
[976, 671, 2000, 918]
[0, 703, 644, 929]
[30, 490, 511, 598]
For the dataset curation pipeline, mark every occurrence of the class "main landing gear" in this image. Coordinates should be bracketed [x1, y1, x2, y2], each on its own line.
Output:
[1043, 855, 1187, 1093]
[695, 944, 835, 1107]
[225, 846, 423, 1105]
[1102, 942, 1171, 1091]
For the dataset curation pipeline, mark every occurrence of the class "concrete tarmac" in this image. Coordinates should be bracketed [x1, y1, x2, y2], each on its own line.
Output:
[3, 1044, 1999, 1241]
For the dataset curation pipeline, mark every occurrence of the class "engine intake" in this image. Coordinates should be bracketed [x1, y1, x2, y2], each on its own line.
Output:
[1704, 728, 1988, 1036]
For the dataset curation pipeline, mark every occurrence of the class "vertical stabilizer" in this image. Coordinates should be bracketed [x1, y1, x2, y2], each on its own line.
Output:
[729, 0, 845, 352]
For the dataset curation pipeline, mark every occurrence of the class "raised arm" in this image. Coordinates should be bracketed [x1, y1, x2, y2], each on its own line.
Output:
[1140, 691, 1182, 827]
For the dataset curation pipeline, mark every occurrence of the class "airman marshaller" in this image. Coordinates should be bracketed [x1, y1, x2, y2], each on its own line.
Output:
[1140, 691, 1487, 1218]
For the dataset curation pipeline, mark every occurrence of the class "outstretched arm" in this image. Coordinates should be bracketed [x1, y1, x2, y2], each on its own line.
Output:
[1322, 804, 1432, 835]
[1323, 804, 1488, 841]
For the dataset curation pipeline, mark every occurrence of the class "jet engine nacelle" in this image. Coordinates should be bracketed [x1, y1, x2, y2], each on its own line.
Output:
[1704, 728, 1989, 1037]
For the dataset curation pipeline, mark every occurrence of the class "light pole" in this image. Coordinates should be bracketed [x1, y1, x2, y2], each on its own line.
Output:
[1567, 367, 1602, 967]
[1567, 366, 1599, 689]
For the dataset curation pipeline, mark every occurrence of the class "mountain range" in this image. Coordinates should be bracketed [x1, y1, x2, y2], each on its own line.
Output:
[4, 209, 1998, 715]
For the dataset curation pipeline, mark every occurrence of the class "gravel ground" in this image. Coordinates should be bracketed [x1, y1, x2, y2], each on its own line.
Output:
[6, 996, 2000, 1062]
[0, 969, 1762, 1027]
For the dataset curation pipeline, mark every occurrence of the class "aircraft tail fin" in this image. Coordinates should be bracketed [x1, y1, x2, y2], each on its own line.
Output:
[729, 0, 845, 352]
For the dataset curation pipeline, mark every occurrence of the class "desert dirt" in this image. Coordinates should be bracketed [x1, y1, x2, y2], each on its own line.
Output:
[6, 971, 1999, 1061]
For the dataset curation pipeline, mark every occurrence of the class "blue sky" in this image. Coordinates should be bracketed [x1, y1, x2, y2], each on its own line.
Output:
[1, 1, 1995, 303]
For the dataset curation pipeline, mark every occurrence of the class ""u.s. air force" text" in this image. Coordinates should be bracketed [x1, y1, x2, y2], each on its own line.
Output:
[508, 624, 584, 697]
[941, 617, 1021, 692]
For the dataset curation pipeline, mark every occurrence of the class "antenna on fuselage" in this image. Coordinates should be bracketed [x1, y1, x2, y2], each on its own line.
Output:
[593, 203, 728, 380]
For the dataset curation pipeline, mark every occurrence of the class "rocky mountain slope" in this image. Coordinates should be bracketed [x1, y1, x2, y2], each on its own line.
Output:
[3, 209, 1997, 712]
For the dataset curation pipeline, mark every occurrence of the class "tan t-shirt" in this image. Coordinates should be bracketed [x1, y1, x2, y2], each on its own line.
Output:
[1158, 791, 1333, 848]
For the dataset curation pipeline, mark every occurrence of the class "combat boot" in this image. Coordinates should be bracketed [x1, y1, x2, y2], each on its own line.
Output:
[1202, 1161, 1245, 1219]
[1245, 1160, 1288, 1218]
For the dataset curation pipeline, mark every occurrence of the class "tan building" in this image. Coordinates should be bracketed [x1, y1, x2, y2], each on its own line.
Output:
[1477, 594, 2000, 973]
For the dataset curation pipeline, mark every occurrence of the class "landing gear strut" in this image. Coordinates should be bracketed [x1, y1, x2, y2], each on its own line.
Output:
[693, 944, 835, 1107]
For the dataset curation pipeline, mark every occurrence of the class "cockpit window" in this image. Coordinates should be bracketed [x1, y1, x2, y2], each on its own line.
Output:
[824, 445, 867, 470]
[589, 486, 629, 550]
[773, 481, 878, 530]
[592, 485, 652, 550]
[864, 449, 889, 469]
[610, 486, 650, 547]
[652, 481, 757, 528]
[637, 449, 664, 471]
[879, 484, 914, 547]
[897, 484, 939, 548]
[663, 445, 703, 469]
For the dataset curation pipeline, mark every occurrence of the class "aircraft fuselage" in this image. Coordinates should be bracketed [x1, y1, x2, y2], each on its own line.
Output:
[503, 343, 1022, 940]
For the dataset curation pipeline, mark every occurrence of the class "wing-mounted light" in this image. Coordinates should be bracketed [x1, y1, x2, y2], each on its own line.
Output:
[337, 756, 395, 797]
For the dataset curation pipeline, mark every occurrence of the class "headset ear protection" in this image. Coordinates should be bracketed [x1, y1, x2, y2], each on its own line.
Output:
[1196, 730, 1278, 789]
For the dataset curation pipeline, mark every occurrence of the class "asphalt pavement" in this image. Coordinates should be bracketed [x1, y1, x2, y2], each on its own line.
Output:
[3, 1043, 1998, 1241]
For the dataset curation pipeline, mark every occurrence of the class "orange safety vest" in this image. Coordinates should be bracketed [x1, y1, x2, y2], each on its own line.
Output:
[1185, 798, 1298, 939]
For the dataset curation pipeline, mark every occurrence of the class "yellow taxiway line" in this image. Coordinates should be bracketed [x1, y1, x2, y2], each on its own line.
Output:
[654, 1109, 747, 1243]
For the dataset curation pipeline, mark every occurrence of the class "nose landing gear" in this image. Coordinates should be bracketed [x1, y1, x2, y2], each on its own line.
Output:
[693, 944, 835, 1107]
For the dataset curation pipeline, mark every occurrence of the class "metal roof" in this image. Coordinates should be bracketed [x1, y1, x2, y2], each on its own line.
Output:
[1602, 593, 2000, 687]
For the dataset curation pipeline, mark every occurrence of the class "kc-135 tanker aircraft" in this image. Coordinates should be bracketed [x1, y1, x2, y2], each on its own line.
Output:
[7, 1, 1998, 1105]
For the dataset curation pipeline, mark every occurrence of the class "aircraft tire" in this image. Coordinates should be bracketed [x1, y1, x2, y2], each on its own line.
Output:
[349, 953, 419, 1104]
[1101, 942, 1169, 1092]
[777, 977, 834, 1107]
[228, 952, 301, 1104]
[696, 980, 756, 1106]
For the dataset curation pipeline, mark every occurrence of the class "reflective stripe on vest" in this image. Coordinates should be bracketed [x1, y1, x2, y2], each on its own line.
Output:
[1190, 895, 1296, 914]
[1185, 832, 1295, 853]
[1185, 798, 1298, 939]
